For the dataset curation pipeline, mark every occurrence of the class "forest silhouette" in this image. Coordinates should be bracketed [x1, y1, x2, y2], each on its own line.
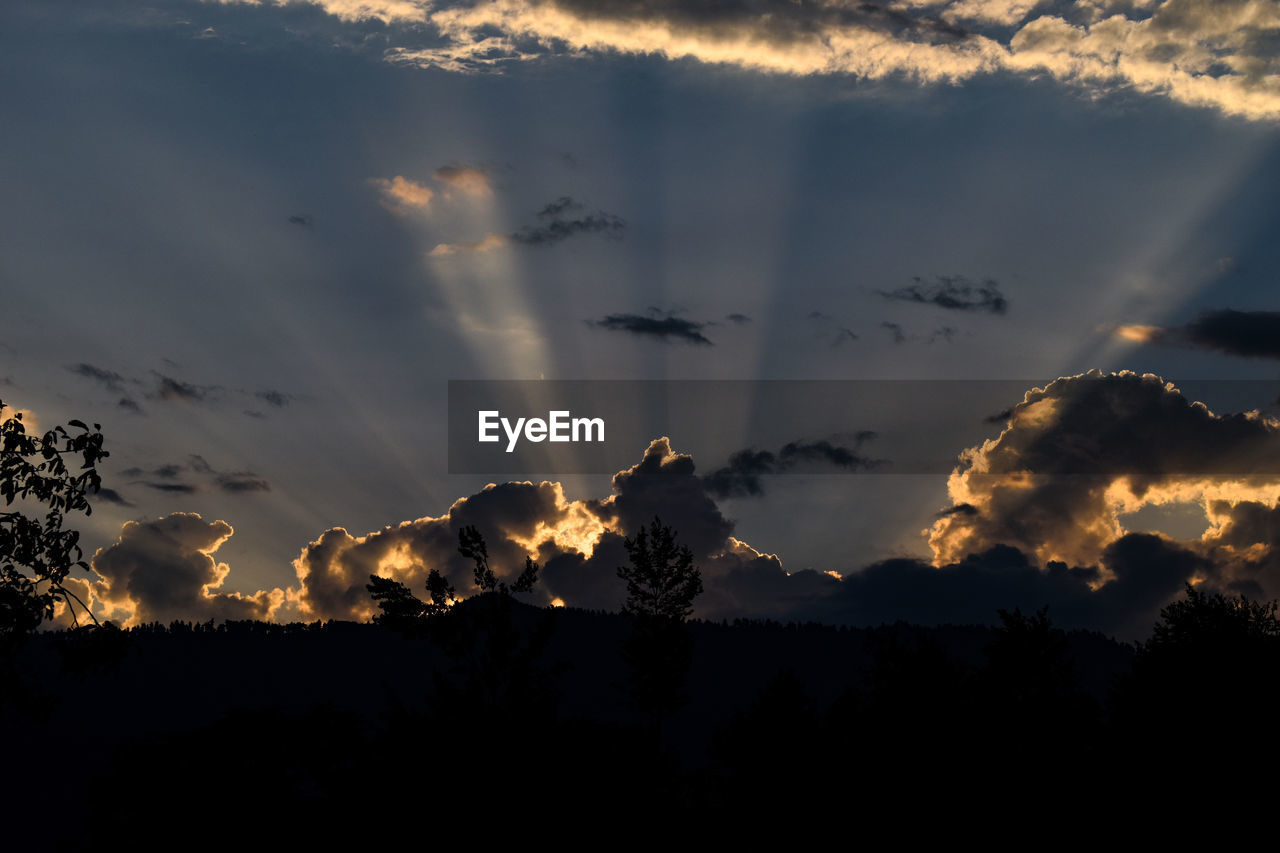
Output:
[4, 401, 1279, 839]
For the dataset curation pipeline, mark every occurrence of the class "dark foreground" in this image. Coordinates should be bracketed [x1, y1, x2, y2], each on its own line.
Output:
[4, 588, 1278, 842]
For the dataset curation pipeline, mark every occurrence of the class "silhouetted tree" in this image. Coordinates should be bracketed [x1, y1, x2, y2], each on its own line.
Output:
[1111, 583, 1280, 782]
[616, 517, 703, 739]
[366, 569, 455, 632]
[459, 524, 538, 595]
[976, 606, 1100, 774]
[1, 400, 108, 636]
[417, 525, 558, 732]
[617, 516, 702, 622]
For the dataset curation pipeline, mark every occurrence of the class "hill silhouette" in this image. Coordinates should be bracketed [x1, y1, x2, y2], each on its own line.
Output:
[1, 597, 1151, 841]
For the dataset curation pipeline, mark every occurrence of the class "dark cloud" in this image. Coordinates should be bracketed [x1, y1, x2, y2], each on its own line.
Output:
[725, 313, 753, 325]
[703, 437, 880, 498]
[928, 326, 957, 344]
[878, 275, 1009, 314]
[537, 196, 581, 218]
[68, 363, 127, 392]
[141, 482, 198, 494]
[152, 372, 218, 403]
[1124, 309, 1280, 360]
[803, 534, 1205, 640]
[118, 397, 143, 414]
[590, 313, 714, 345]
[95, 487, 133, 507]
[216, 474, 271, 493]
[255, 389, 291, 407]
[88, 513, 284, 625]
[881, 321, 905, 344]
[778, 438, 877, 469]
[243, 410, 266, 419]
[122, 456, 269, 497]
[287, 214, 313, 227]
[512, 204, 625, 246]
[984, 406, 1014, 424]
[702, 448, 778, 498]
[832, 327, 858, 346]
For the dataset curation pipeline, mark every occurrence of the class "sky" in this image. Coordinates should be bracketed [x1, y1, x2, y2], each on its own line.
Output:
[4, 0, 1280, 639]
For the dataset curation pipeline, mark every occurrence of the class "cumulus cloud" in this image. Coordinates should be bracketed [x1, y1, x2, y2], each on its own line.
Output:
[1116, 309, 1280, 360]
[293, 479, 607, 620]
[929, 370, 1280, 574]
[84, 513, 285, 626]
[373, 175, 434, 212]
[56, 371, 1280, 638]
[878, 275, 1009, 314]
[220, 0, 1280, 120]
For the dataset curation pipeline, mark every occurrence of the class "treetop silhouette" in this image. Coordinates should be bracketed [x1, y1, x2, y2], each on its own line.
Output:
[616, 516, 703, 624]
[1, 399, 108, 636]
[459, 524, 539, 596]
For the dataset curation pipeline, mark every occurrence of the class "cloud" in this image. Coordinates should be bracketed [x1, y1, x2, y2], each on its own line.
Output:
[71, 407, 1280, 637]
[122, 456, 271, 497]
[139, 482, 199, 494]
[806, 534, 1206, 639]
[287, 214, 313, 227]
[929, 370, 1280, 570]
[427, 196, 625, 254]
[928, 326, 959, 344]
[725, 313, 753, 325]
[372, 175, 434, 212]
[95, 487, 133, 507]
[216, 474, 272, 493]
[67, 363, 127, 392]
[589, 313, 713, 345]
[703, 437, 881, 498]
[255, 389, 292, 407]
[220, 0, 430, 25]
[293, 479, 606, 620]
[538, 196, 581, 218]
[433, 163, 493, 198]
[151, 372, 218, 403]
[878, 275, 1009, 314]
[832, 327, 858, 346]
[510, 207, 625, 246]
[85, 513, 285, 626]
[881, 321, 906, 344]
[1116, 310, 1280, 360]
[429, 233, 510, 256]
[209, 0, 1280, 120]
